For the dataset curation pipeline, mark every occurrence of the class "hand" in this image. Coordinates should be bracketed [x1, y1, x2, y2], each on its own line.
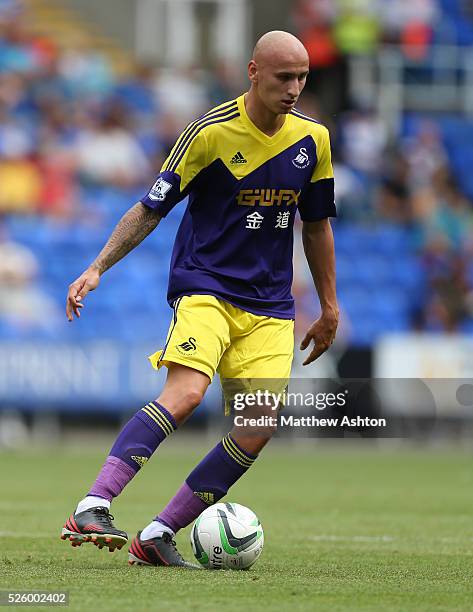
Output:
[299, 309, 339, 366]
[66, 267, 101, 321]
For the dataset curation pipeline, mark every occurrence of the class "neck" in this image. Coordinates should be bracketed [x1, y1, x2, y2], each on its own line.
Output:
[244, 88, 285, 136]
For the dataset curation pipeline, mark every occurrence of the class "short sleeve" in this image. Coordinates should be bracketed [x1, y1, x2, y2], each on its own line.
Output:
[298, 127, 336, 222]
[140, 126, 208, 217]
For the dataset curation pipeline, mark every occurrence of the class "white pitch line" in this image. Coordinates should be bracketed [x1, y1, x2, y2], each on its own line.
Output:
[0, 502, 34, 510]
[310, 535, 395, 542]
[439, 536, 473, 543]
[0, 532, 51, 539]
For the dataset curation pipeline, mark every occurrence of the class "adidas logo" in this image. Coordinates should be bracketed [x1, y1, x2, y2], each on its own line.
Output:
[131, 455, 149, 467]
[194, 491, 215, 504]
[230, 151, 247, 164]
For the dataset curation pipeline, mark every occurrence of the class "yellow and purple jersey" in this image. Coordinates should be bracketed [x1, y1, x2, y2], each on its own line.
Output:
[140, 94, 336, 319]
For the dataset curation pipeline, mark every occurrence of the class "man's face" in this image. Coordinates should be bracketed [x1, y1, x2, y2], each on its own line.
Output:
[249, 57, 309, 115]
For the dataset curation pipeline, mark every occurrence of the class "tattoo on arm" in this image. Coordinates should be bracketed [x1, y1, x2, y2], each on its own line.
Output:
[91, 202, 161, 274]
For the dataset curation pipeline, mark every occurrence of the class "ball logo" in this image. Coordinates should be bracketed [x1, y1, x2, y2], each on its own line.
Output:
[211, 546, 223, 568]
[148, 176, 172, 201]
[292, 147, 310, 169]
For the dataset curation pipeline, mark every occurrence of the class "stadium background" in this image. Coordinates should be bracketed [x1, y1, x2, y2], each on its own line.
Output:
[0, 0, 472, 437]
[1, 2, 473, 610]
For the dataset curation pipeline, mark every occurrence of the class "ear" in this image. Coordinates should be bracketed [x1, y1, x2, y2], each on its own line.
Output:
[248, 59, 258, 84]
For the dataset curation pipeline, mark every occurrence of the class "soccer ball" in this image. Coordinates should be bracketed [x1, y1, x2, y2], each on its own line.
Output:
[190, 502, 264, 570]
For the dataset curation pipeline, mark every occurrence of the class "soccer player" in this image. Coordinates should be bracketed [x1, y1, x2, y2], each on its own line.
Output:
[61, 31, 338, 568]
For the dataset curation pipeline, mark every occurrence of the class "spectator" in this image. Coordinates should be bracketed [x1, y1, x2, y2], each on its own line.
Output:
[333, 158, 369, 221]
[292, 0, 345, 113]
[37, 101, 78, 217]
[0, 15, 37, 74]
[460, 0, 473, 21]
[29, 54, 70, 113]
[382, 0, 438, 44]
[423, 177, 473, 253]
[413, 174, 473, 332]
[0, 158, 41, 213]
[418, 242, 472, 332]
[340, 108, 388, 175]
[59, 36, 113, 100]
[376, 147, 412, 223]
[0, 230, 60, 334]
[333, 0, 381, 57]
[154, 65, 210, 127]
[0, 0, 22, 20]
[0, 71, 30, 116]
[113, 61, 159, 123]
[206, 61, 242, 106]
[0, 101, 41, 213]
[74, 103, 149, 188]
[406, 120, 447, 190]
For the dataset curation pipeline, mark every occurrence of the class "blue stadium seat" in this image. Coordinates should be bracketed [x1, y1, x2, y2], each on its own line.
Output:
[349, 318, 380, 346]
[371, 289, 409, 318]
[338, 285, 372, 317]
[336, 254, 352, 285]
[390, 257, 424, 291]
[352, 254, 392, 288]
[459, 319, 473, 334]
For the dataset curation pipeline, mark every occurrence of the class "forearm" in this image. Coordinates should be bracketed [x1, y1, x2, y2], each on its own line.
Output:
[302, 219, 338, 315]
[90, 202, 161, 275]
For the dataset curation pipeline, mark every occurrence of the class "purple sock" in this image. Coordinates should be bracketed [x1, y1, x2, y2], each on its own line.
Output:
[89, 402, 176, 501]
[158, 434, 257, 532]
[88, 457, 136, 502]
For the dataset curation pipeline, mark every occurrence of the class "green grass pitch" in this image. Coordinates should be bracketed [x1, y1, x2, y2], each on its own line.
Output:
[1, 439, 472, 611]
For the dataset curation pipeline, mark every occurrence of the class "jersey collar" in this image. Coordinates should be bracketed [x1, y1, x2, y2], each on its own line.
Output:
[238, 94, 290, 146]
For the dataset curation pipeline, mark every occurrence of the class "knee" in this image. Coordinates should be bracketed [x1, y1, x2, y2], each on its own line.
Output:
[157, 364, 210, 424]
[157, 386, 205, 424]
[254, 427, 276, 450]
[230, 430, 274, 456]
[180, 388, 205, 411]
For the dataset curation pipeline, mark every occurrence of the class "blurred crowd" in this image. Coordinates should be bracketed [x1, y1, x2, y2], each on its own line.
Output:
[0, 3, 240, 218]
[291, 0, 473, 337]
[0, 0, 473, 344]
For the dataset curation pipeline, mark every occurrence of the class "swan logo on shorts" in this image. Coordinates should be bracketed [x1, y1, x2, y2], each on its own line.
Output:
[148, 177, 172, 201]
[176, 337, 197, 355]
[292, 147, 310, 169]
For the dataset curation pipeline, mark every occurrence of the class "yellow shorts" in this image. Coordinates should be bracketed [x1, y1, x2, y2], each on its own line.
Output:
[148, 295, 294, 409]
